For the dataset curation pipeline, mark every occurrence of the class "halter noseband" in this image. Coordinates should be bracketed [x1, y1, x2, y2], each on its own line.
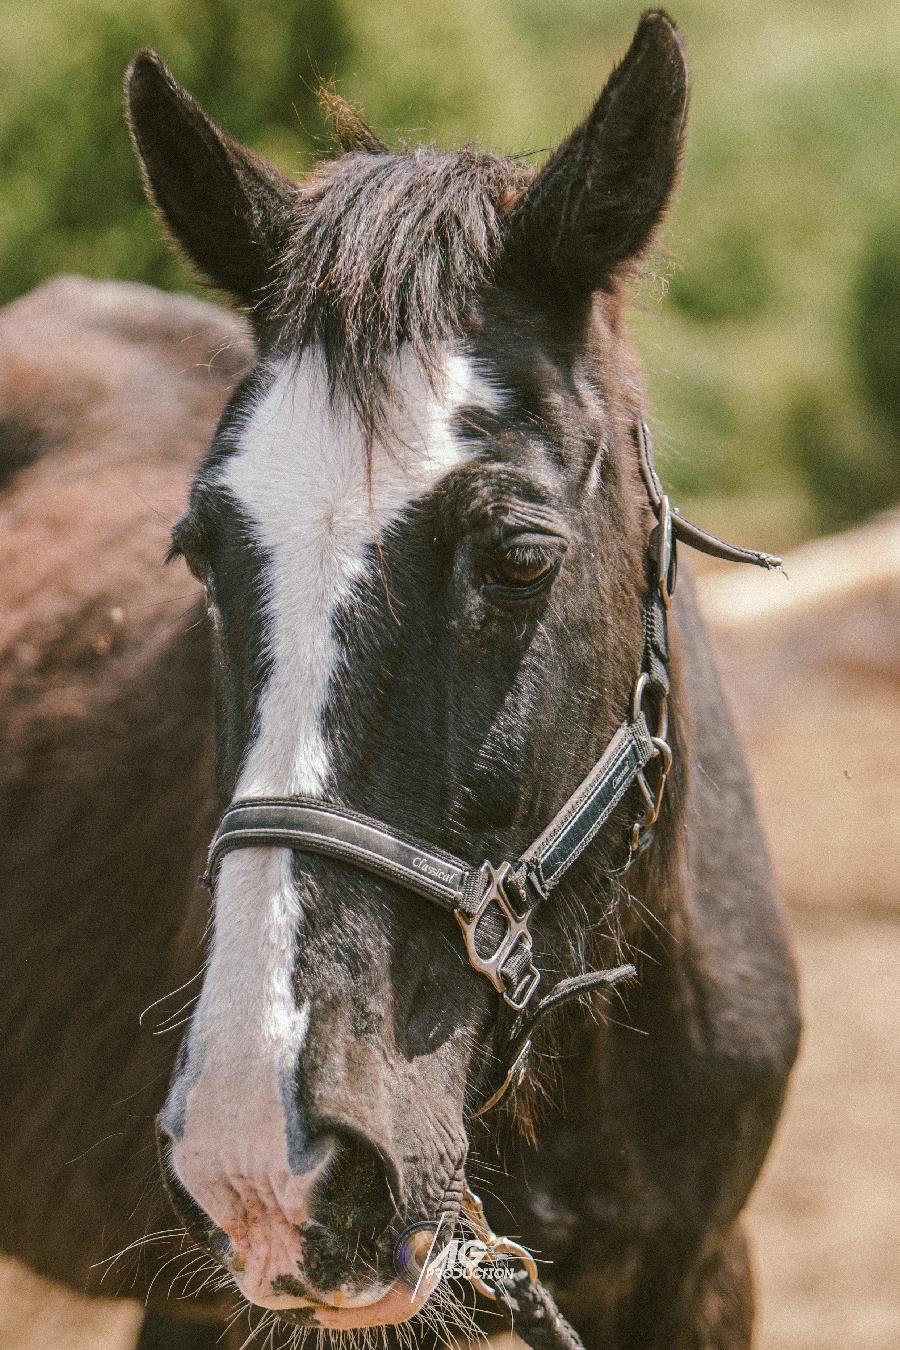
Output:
[200, 422, 779, 1114]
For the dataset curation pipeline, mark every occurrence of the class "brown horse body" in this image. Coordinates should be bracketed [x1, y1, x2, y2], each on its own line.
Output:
[0, 277, 248, 1312]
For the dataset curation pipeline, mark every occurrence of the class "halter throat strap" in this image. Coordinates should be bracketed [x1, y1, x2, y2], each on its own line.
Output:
[636, 422, 781, 571]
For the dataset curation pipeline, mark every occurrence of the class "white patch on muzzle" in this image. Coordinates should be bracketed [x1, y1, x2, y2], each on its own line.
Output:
[165, 348, 502, 1305]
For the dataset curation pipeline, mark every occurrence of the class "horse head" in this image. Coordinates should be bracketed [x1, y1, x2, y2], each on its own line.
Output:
[126, 11, 689, 1327]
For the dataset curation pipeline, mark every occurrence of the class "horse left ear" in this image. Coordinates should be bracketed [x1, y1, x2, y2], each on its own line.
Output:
[125, 50, 295, 316]
[509, 10, 688, 292]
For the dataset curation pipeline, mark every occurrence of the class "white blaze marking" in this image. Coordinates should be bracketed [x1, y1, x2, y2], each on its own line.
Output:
[168, 348, 502, 1297]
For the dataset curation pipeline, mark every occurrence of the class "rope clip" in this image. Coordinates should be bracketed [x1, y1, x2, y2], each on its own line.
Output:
[461, 1185, 538, 1300]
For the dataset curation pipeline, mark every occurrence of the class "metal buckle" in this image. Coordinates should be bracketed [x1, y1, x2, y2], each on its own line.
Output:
[461, 1185, 538, 1300]
[456, 862, 541, 1012]
[656, 495, 677, 606]
[626, 675, 674, 862]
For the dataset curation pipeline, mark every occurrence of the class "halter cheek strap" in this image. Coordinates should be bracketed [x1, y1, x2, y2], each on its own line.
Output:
[200, 422, 779, 1112]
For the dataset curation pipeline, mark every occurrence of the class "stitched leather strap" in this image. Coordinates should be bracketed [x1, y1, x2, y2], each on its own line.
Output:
[523, 716, 654, 889]
[203, 714, 654, 910]
[204, 798, 480, 914]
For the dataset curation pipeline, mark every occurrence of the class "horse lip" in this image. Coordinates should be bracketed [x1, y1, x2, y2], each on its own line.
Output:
[311, 1274, 438, 1328]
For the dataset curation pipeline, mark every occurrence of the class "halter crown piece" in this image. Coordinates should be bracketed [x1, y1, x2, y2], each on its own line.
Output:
[198, 423, 778, 1345]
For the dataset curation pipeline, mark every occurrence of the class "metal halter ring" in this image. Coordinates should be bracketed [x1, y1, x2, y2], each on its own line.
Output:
[655, 495, 677, 606]
[461, 1186, 538, 1300]
[632, 671, 669, 744]
[635, 736, 673, 829]
[629, 676, 673, 854]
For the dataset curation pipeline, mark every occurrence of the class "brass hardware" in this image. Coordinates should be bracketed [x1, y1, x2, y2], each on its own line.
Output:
[461, 1185, 538, 1300]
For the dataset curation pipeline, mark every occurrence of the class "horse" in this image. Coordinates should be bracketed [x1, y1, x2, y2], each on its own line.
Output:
[0, 12, 800, 1349]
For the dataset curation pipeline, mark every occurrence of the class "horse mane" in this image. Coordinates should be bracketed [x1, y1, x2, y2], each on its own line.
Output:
[270, 109, 532, 434]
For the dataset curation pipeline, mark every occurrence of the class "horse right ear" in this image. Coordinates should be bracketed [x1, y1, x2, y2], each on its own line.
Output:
[508, 11, 688, 293]
[125, 51, 295, 315]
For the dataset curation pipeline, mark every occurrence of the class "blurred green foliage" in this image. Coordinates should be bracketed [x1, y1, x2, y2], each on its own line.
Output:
[0, 0, 897, 542]
[853, 215, 900, 446]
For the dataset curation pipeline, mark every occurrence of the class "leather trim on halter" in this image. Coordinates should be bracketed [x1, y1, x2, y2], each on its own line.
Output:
[202, 717, 655, 911]
[202, 711, 656, 1024]
[523, 718, 654, 888]
[203, 796, 474, 913]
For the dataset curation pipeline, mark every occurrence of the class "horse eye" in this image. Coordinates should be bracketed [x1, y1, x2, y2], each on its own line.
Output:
[482, 543, 560, 595]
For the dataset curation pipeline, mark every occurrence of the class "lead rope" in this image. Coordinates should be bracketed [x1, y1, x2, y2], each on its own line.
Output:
[460, 1186, 584, 1350]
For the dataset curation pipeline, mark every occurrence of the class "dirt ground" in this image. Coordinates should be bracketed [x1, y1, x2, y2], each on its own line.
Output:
[746, 908, 900, 1350]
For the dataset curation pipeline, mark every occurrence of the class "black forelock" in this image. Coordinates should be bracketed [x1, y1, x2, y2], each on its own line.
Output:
[268, 143, 532, 435]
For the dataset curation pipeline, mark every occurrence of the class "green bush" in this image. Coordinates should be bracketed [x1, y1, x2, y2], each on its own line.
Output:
[668, 222, 775, 323]
[785, 382, 899, 530]
[852, 215, 900, 444]
[0, 0, 347, 303]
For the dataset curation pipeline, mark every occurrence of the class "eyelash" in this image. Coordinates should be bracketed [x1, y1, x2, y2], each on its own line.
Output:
[171, 540, 208, 584]
[482, 542, 561, 596]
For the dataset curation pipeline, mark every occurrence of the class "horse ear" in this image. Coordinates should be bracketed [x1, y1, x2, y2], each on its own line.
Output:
[125, 50, 295, 312]
[510, 10, 688, 292]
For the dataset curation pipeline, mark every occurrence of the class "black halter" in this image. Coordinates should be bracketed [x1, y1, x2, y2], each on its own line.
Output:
[200, 422, 779, 1114]
[197, 423, 778, 1346]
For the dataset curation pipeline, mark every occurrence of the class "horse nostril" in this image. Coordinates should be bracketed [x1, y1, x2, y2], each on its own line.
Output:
[312, 1126, 401, 1236]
